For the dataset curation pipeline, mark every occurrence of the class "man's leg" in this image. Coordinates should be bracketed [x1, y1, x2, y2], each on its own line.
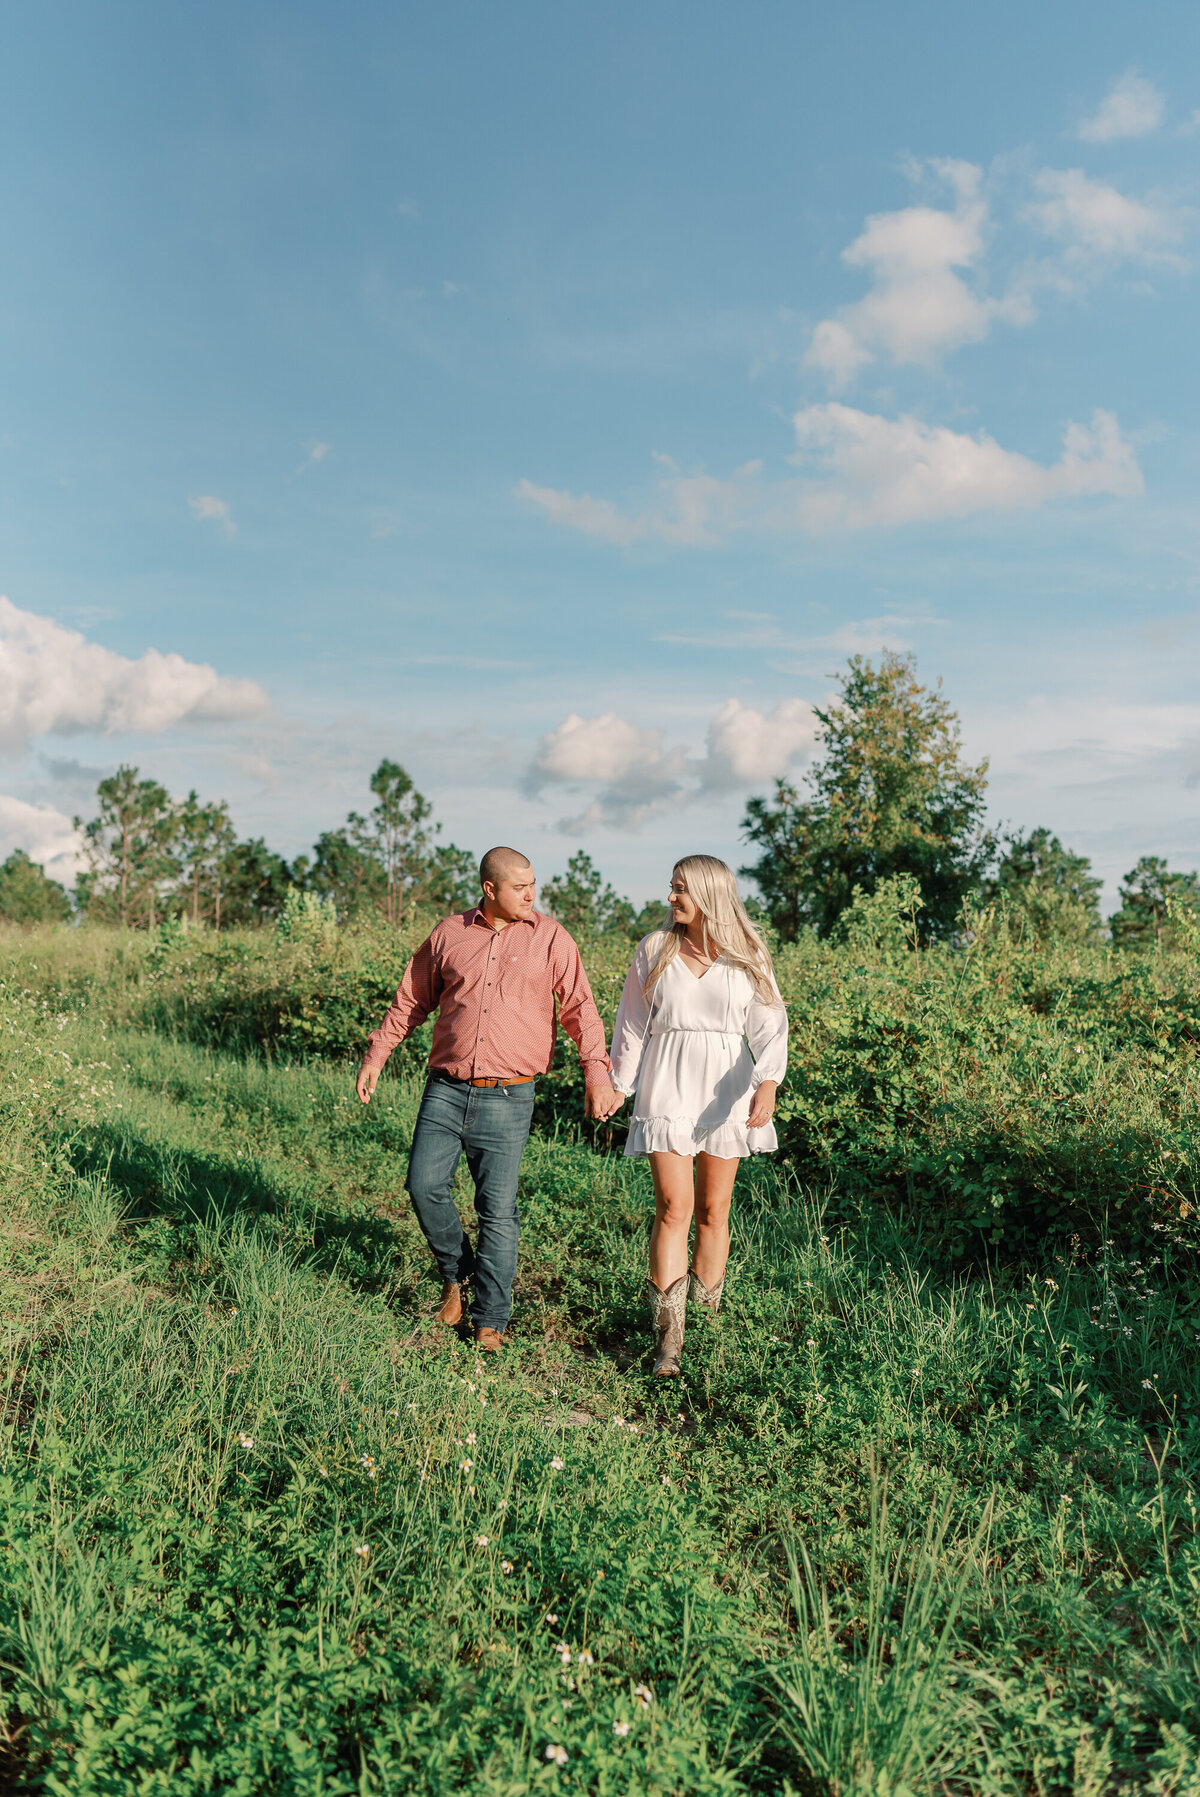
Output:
[461, 1081, 536, 1334]
[405, 1076, 477, 1288]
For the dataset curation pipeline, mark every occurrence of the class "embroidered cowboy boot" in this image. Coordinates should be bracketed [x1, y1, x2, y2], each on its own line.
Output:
[645, 1275, 688, 1376]
[688, 1269, 725, 1316]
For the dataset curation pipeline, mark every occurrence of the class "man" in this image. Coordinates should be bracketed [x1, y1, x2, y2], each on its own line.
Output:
[356, 846, 623, 1351]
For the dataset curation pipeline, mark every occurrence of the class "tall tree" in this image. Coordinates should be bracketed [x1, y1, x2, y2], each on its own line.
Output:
[740, 652, 993, 941]
[985, 827, 1102, 945]
[218, 837, 293, 926]
[176, 794, 237, 928]
[309, 824, 387, 917]
[0, 851, 72, 925]
[1109, 856, 1200, 951]
[414, 842, 479, 915]
[365, 759, 434, 926]
[75, 766, 180, 927]
[542, 851, 635, 936]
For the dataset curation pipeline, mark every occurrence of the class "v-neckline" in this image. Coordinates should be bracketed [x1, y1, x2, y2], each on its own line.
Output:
[678, 951, 720, 983]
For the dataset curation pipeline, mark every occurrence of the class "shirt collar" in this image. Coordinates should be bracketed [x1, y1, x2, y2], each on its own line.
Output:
[469, 904, 538, 930]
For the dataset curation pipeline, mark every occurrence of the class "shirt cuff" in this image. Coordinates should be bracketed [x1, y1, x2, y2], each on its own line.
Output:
[582, 1059, 613, 1089]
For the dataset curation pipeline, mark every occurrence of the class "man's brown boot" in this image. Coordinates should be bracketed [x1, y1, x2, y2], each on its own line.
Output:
[437, 1281, 464, 1326]
[474, 1327, 505, 1354]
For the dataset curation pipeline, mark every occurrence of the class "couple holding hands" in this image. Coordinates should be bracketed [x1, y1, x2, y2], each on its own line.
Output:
[356, 847, 788, 1376]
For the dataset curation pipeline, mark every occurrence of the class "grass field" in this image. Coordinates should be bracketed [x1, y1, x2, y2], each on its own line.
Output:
[2, 927, 1199, 1794]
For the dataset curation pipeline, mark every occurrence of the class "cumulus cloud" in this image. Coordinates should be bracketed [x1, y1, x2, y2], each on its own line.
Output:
[1030, 168, 1178, 260]
[804, 161, 1026, 384]
[521, 406, 1142, 548]
[526, 698, 818, 831]
[189, 494, 236, 535]
[786, 404, 1143, 530]
[516, 470, 746, 549]
[0, 597, 269, 754]
[1078, 72, 1165, 143]
[0, 794, 84, 883]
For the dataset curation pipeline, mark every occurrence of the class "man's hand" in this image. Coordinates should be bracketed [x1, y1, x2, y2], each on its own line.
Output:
[747, 1080, 777, 1130]
[356, 1065, 379, 1105]
[586, 1082, 625, 1122]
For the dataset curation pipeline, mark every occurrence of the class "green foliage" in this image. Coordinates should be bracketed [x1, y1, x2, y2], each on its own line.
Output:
[542, 851, 636, 937]
[0, 968, 1197, 1793]
[0, 850, 71, 925]
[1110, 855, 1200, 951]
[310, 760, 474, 924]
[218, 835, 293, 925]
[75, 763, 179, 927]
[741, 652, 993, 941]
[986, 826, 1103, 946]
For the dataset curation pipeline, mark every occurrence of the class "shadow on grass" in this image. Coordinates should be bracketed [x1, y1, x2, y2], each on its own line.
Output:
[62, 1121, 404, 1293]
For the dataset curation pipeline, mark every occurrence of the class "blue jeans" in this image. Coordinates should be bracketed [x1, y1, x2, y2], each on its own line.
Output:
[405, 1072, 537, 1333]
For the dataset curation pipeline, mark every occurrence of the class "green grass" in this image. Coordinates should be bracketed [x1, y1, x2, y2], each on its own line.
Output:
[1, 941, 1199, 1793]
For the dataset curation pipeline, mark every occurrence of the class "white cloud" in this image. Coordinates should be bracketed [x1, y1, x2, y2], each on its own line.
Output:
[298, 441, 330, 472]
[0, 597, 269, 754]
[189, 494, 236, 535]
[1078, 72, 1165, 143]
[527, 698, 818, 830]
[1030, 168, 1178, 259]
[804, 161, 1023, 383]
[787, 404, 1143, 530]
[0, 794, 84, 883]
[522, 406, 1142, 548]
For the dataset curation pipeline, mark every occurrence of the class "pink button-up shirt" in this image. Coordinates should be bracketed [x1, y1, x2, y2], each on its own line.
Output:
[360, 906, 612, 1087]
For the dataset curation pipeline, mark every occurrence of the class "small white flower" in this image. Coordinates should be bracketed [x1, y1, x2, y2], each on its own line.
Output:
[545, 1612, 558, 1625]
[466, 1431, 476, 1444]
[544, 1744, 568, 1765]
[635, 1682, 653, 1708]
[501, 1559, 514, 1574]
[236, 1433, 254, 1450]
[806, 1337, 817, 1348]
[1142, 1379, 1154, 1389]
[407, 1402, 418, 1411]
[578, 1650, 594, 1665]
[660, 1475, 671, 1487]
[613, 1720, 631, 1737]
[460, 1459, 473, 1472]
[354, 1544, 370, 1559]
[1061, 1494, 1074, 1505]
[475, 1533, 489, 1547]
[561, 1699, 573, 1710]
[550, 1456, 565, 1470]
[318, 1465, 327, 1476]
[612, 1416, 626, 1428]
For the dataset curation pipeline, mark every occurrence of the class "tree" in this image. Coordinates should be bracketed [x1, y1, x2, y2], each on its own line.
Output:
[985, 827, 1102, 945]
[75, 766, 180, 927]
[415, 842, 478, 915]
[218, 838, 294, 926]
[309, 825, 387, 918]
[1109, 856, 1200, 951]
[740, 652, 993, 941]
[0, 851, 71, 924]
[541, 851, 635, 936]
[176, 794, 237, 928]
[366, 759, 434, 926]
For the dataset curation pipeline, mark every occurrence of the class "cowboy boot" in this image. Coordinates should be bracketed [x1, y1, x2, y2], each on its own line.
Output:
[645, 1275, 688, 1376]
[688, 1269, 725, 1316]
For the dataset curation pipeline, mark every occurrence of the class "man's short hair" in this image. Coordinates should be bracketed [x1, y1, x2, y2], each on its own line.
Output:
[479, 846, 532, 890]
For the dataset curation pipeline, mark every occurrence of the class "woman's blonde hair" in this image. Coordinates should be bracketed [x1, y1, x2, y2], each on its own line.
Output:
[644, 855, 779, 1005]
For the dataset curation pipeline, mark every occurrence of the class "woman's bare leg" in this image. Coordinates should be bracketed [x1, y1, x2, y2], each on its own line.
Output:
[691, 1153, 739, 1290]
[647, 1152, 696, 1289]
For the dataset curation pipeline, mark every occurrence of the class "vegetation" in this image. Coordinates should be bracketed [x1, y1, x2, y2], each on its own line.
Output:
[1, 915, 1198, 1794]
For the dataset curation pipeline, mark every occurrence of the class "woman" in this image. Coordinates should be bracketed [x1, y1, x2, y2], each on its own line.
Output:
[609, 855, 788, 1376]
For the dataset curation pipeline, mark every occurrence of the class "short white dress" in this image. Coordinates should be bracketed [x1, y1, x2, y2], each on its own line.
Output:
[610, 932, 789, 1159]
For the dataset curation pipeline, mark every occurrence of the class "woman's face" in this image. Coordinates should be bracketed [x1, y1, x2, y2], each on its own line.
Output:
[668, 869, 701, 931]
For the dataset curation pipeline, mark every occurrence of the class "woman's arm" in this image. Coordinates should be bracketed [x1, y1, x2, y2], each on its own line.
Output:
[609, 943, 653, 1095]
[744, 971, 788, 1127]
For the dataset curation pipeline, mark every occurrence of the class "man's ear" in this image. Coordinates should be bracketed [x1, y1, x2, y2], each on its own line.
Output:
[481, 881, 495, 905]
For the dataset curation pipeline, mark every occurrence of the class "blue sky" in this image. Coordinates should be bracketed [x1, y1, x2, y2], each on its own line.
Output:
[1, 2, 1198, 908]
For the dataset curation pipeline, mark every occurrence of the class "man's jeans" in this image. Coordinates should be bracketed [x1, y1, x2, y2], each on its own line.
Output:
[405, 1072, 537, 1333]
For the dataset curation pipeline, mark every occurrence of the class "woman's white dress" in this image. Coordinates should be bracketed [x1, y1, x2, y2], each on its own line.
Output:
[609, 933, 789, 1159]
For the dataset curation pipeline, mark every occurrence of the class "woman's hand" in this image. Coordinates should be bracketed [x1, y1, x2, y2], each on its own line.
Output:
[747, 1080, 777, 1130]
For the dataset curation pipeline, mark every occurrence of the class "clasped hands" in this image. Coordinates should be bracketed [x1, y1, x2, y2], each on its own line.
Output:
[586, 1082, 626, 1123]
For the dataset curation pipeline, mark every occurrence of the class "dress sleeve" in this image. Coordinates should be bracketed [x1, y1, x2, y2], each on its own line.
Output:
[609, 941, 654, 1095]
[745, 968, 788, 1089]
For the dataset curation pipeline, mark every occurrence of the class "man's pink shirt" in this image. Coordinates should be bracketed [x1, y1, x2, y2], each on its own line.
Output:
[360, 906, 613, 1088]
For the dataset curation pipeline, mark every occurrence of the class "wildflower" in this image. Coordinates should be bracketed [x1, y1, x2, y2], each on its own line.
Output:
[1060, 1494, 1073, 1505]
[561, 1699, 573, 1710]
[612, 1416, 626, 1428]
[387, 1408, 399, 1417]
[460, 1459, 473, 1472]
[1142, 1379, 1154, 1389]
[545, 1612, 558, 1625]
[550, 1456, 565, 1471]
[501, 1559, 514, 1574]
[660, 1475, 671, 1487]
[361, 1455, 377, 1478]
[230, 1308, 238, 1316]
[236, 1433, 254, 1450]
[545, 1745, 568, 1765]
[578, 1650, 594, 1665]
[806, 1337, 817, 1348]
[354, 1544, 370, 1559]
[466, 1431, 476, 1444]
[475, 1534, 489, 1547]
[407, 1402, 417, 1411]
[635, 1682, 654, 1708]
[613, 1720, 631, 1737]
[318, 1465, 327, 1476]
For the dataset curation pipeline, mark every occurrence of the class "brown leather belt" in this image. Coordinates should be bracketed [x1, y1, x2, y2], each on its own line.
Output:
[467, 1074, 536, 1089]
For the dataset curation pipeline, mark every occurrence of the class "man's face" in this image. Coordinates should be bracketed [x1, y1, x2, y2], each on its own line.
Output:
[484, 863, 537, 923]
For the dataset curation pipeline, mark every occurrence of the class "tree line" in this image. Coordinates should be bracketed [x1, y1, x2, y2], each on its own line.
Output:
[0, 649, 1195, 950]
